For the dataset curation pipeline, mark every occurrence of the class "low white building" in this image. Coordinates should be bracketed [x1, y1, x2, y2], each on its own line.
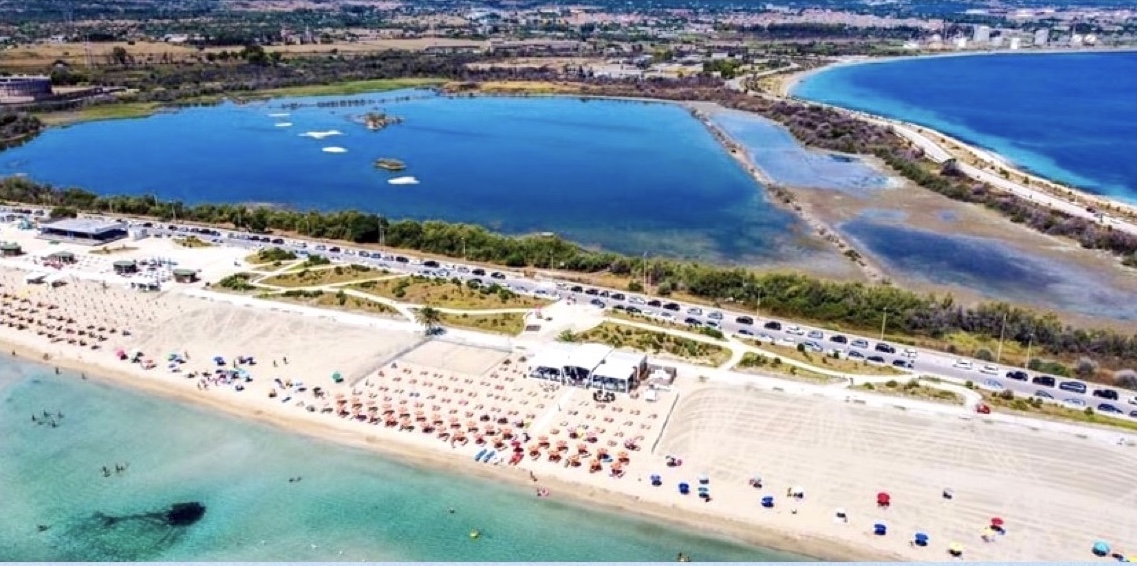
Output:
[528, 343, 647, 393]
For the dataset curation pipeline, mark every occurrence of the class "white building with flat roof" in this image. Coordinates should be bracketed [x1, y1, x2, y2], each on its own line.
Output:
[528, 343, 647, 393]
[973, 25, 991, 44]
[1034, 28, 1050, 46]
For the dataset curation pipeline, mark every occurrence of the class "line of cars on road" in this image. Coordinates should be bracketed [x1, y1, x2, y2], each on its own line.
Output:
[128, 219, 1137, 423]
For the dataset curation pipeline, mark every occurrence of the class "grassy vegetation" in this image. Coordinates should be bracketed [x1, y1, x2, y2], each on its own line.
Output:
[433, 311, 527, 335]
[734, 352, 842, 384]
[260, 264, 379, 287]
[256, 78, 446, 98]
[246, 247, 298, 265]
[352, 276, 549, 309]
[215, 272, 259, 292]
[855, 378, 964, 405]
[35, 102, 162, 126]
[576, 322, 730, 366]
[89, 245, 139, 255]
[443, 80, 584, 95]
[174, 236, 212, 248]
[261, 289, 400, 317]
[980, 389, 1137, 432]
[741, 339, 907, 376]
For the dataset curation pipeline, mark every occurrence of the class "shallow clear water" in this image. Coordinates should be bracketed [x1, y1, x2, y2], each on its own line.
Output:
[0, 358, 804, 561]
[709, 110, 889, 195]
[0, 92, 818, 264]
[793, 52, 1137, 201]
[841, 219, 1137, 320]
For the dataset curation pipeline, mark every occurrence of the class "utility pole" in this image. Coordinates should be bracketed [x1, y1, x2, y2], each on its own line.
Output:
[1024, 333, 1034, 369]
[995, 313, 1008, 363]
[879, 309, 889, 341]
[461, 238, 466, 260]
[378, 216, 385, 247]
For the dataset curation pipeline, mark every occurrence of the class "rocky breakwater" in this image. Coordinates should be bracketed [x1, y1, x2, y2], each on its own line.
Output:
[689, 105, 887, 284]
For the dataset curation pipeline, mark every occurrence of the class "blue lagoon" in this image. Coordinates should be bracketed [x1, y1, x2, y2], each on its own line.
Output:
[1, 92, 822, 265]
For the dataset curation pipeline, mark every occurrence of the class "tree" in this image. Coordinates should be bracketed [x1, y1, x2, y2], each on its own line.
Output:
[111, 46, 129, 66]
[416, 306, 442, 335]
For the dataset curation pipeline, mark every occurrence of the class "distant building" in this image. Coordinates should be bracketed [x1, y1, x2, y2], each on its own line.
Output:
[953, 37, 968, 49]
[1033, 28, 1050, 46]
[37, 218, 129, 245]
[1009, 37, 1022, 50]
[973, 25, 991, 44]
[0, 75, 52, 103]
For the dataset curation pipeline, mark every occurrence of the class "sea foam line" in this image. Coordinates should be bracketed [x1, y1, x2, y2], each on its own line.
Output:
[301, 130, 343, 140]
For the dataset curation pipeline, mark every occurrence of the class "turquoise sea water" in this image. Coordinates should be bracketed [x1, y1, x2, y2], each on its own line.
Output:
[0, 92, 816, 264]
[793, 51, 1137, 201]
[0, 358, 802, 561]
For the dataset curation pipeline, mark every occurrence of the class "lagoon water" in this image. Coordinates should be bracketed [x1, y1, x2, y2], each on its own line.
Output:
[0, 358, 801, 561]
[0, 92, 816, 264]
[793, 51, 1137, 201]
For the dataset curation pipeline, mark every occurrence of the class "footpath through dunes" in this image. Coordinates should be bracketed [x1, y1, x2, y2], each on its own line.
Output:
[658, 386, 1137, 562]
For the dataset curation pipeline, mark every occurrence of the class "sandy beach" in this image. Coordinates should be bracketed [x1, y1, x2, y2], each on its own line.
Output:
[0, 231, 1133, 562]
[773, 48, 1137, 222]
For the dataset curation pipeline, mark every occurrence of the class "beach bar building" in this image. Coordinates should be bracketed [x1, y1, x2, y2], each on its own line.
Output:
[0, 242, 22, 257]
[528, 343, 647, 392]
[172, 268, 198, 283]
[46, 250, 76, 264]
[38, 218, 129, 245]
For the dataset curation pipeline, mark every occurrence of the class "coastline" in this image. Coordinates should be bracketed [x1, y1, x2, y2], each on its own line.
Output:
[776, 48, 1137, 221]
[685, 102, 886, 284]
[0, 317, 891, 562]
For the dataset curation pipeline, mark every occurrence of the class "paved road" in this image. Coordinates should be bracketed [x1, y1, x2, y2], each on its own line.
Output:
[858, 115, 1137, 236]
[13, 207, 1137, 424]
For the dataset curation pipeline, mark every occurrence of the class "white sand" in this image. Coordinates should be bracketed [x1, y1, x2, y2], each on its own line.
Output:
[0, 229, 1131, 561]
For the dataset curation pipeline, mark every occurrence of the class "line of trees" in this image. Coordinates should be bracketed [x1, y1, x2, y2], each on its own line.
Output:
[2, 176, 1134, 376]
[0, 112, 43, 150]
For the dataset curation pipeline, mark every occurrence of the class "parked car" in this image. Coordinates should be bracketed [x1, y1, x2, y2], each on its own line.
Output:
[1093, 389, 1119, 400]
[874, 343, 896, 354]
[737, 328, 755, 337]
[829, 335, 848, 344]
[980, 364, 999, 375]
[867, 355, 886, 365]
[846, 350, 865, 360]
[1032, 375, 1056, 387]
[807, 330, 824, 340]
[801, 341, 823, 353]
[850, 339, 869, 349]
[1034, 390, 1054, 399]
[786, 325, 805, 336]
[1005, 370, 1029, 381]
[982, 379, 1004, 390]
[763, 321, 782, 331]
[902, 348, 918, 358]
[1097, 403, 1123, 415]
[953, 359, 973, 370]
[735, 316, 755, 325]
[892, 359, 913, 369]
[1059, 381, 1087, 394]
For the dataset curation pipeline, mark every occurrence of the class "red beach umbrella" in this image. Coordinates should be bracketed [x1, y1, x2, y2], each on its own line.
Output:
[877, 492, 891, 505]
[991, 517, 1004, 527]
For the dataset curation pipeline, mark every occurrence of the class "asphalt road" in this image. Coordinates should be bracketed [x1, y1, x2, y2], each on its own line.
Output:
[13, 207, 1137, 423]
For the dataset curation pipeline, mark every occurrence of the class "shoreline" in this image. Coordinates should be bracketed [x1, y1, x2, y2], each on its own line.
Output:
[685, 102, 886, 284]
[0, 323, 894, 562]
[777, 49, 1137, 219]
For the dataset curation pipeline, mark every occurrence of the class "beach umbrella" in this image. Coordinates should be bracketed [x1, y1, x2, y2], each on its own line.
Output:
[949, 542, 964, 556]
[1093, 541, 1111, 557]
[877, 492, 891, 506]
[650, 473, 662, 485]
[990, 517, 1004, 527]
[760, 496, 774, 508]
[873, 522, 887, 536]
[331, 371, 343, 383]
[697, 474, 709, 484]
[914, 532, 929, 547]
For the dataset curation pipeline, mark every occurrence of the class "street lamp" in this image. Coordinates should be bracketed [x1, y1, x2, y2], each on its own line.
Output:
[1024, 332, 1035, 370]
[995, 313, 1008, 363]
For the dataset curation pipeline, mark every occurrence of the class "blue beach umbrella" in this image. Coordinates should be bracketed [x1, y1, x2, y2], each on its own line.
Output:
[914, 532, 929, 547]
[650, 474, 662, 486]
[760, 496, 774, 508]
[678, 482, 690, 495]
[873, 522, 887, 536]
[1093, 541, 1111, 557]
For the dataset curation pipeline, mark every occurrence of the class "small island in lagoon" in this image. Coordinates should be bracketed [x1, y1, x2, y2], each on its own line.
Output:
[362, 112, 403, 131]
[374, 158, 407, 171]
